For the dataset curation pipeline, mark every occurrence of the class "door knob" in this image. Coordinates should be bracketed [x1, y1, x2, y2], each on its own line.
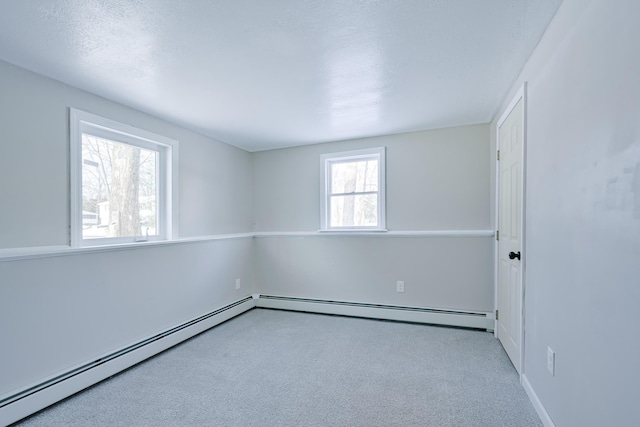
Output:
[509, 251, 521, 260]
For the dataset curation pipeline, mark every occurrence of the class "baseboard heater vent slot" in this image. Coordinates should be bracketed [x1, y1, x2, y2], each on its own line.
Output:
[259, 295, 483, 316]
[256, 295, 492, 331]
[0, 296, 253, 410]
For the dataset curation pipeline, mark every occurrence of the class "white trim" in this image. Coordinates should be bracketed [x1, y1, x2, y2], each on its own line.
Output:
[69, 108, 83, 247]
[0, 230, 493, 262]
[169, 139, 179, 239]
[256, 230, 494, 238]
[494, 83, 527, 376]
[522, 374, 556, 427]
[317, 228, 389, 234]
[0, 230, 494, 262]
[485, 310, 496, 331]
[520, 84, 528, 377]
[0, 294, 497, 425]
[320, 147, 386, 231]
[69, 108, 179, 247]
[497, 84, 527, 127]
[71, 110, 178, 148]
[255, 295, 493, 330]
[0, 297, 256, 426]
[0, 233, 253, 262]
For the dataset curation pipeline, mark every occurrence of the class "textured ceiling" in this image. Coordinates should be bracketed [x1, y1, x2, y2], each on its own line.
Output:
[0, 0, 562, 151]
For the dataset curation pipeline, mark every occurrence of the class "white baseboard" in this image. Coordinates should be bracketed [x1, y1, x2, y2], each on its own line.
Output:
[1, 294, 493, 426]
[255, 294, 493, 330]
[522, 374, 555, 427]
[0, 296, 256, 426]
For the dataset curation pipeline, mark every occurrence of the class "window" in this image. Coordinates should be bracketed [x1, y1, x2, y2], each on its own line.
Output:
[320, 147, 386, 231]
[70, 109, 178, 246]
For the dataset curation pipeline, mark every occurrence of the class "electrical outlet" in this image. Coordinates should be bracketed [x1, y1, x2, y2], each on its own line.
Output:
[235, 279, 241, 290]
[396, 281, 405, 292]
[547, 347, 555, 376]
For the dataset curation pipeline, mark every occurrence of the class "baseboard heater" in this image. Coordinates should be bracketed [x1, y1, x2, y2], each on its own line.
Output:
[0, 296, 256, 426]
[255, 295, 493, 331]
[2, 294, 491, 425]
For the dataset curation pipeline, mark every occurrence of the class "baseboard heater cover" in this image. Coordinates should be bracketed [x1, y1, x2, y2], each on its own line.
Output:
[0, 296, 256, 426]
[255, 295, 493, 331]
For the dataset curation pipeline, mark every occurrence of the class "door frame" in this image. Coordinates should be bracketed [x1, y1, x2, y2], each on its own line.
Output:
[494, 82, 527, 378]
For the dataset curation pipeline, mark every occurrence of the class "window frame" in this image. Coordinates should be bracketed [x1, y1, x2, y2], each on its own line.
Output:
[320, 147, 386, 232]
[69, 108, 178, 247]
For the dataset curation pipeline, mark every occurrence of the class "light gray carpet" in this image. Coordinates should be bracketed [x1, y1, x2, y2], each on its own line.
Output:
[14, 309, 541, 426]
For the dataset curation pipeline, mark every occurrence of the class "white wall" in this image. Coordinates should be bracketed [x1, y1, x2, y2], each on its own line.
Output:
[253, 125, 490, 232]
[0, 59, 253, 249]
[16, 4, 632, 418]
[255, 236, 493, 311]
[0, 238, 253, 398]
[253, 126, 494, 312]
[0, 60, 255, 403]
[492, 0, 640, 425]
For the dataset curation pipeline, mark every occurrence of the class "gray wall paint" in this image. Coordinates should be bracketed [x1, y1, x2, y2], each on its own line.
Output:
[252, 125, 491, 232]
[255, 236, 493, 312]
[0, 59, 253, 249]
[493, 0, 640, 425]
[0, 60, 255, 400]
[253, 126, 493, 312]
[5, 2, 639, 423]
[0, 239, 253, 397]
[0, 63, 494, 403]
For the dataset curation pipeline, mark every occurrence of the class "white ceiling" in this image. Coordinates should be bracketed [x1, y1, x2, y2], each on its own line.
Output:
[0, 0, 562, 151]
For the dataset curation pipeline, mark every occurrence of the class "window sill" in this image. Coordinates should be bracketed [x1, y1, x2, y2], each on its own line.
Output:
[317, 229, 388, 234]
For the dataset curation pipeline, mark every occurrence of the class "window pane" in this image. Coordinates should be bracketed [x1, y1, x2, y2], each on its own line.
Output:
[330, 194, 378, 227]
[81, 134, 158, 239]
[330, 159, 378, 194]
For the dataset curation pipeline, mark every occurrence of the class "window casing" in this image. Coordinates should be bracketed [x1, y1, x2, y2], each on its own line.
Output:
[320, 147, 386, 231]
[70, 109, 178, 247]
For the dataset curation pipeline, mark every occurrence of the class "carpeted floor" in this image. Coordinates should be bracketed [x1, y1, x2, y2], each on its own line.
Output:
[14, 309, 541, 426]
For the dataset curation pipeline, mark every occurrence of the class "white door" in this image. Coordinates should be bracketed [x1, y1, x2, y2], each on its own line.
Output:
[497, 95, 524, 373]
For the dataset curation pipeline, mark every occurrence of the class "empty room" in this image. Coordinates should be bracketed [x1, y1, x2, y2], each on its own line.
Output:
[1, 0, 638, 426]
